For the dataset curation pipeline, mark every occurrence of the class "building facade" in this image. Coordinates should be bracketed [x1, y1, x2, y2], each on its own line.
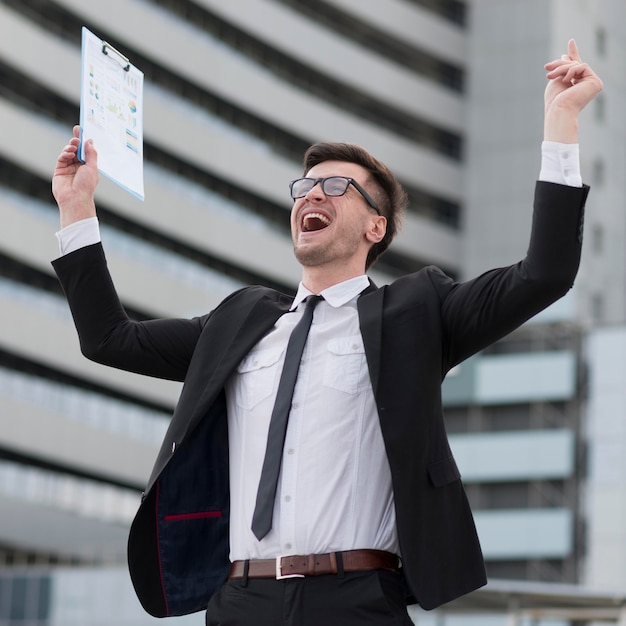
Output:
[0, 0, 624, 624]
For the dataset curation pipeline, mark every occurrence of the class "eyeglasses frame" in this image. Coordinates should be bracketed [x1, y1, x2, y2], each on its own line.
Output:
[289, 176, 380, 215]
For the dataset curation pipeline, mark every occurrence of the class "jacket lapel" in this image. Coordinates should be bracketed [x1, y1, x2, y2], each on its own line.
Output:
[186, 294, 290, 434]
[357, 280, 384, 395]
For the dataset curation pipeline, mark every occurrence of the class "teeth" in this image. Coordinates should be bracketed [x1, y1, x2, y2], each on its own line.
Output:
[305, 212, 331, 224]
[302, 212, 331, 231]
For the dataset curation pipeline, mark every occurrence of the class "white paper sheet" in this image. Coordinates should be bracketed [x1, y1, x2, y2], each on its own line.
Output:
[79, 27, 145, 200]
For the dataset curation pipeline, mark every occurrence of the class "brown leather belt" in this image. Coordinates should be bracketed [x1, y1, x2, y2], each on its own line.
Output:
[229, 549, 400, 580]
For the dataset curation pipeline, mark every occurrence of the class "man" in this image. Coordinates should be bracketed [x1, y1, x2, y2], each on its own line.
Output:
[52, 41, 601, 625]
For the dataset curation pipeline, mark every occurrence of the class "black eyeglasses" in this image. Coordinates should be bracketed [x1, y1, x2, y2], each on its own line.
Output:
[289, 176, 380, 214]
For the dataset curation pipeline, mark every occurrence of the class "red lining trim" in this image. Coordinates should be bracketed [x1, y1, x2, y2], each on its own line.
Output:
[164, 511, 222, 522]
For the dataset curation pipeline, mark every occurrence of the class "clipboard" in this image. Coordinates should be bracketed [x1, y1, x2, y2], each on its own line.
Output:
[79, 27, 145, 200]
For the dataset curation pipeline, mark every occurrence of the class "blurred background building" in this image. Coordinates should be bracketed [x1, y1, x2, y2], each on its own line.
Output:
[0, 0, 624, 624]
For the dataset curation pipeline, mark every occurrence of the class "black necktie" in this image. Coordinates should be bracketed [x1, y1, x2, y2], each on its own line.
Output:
[251, 295, 322, 540]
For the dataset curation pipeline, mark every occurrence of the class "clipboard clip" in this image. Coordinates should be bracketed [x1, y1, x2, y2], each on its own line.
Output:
[101, 40, 130, 72]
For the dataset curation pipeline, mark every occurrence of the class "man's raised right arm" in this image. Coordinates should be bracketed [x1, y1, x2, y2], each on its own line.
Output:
[51, 126, 202, 381]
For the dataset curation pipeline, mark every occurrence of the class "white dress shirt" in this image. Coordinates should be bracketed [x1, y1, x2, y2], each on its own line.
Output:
[226, 277, 398, 560]
[55, 142, 582, 561]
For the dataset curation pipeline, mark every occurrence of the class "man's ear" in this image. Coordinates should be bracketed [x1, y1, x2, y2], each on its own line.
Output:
[366, 215, 387, 244]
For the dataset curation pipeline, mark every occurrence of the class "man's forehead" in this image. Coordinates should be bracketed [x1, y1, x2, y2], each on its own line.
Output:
[305, 160, 369, 179]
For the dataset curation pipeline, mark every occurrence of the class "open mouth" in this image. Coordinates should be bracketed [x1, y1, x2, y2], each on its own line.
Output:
[302, 212, 332, 232]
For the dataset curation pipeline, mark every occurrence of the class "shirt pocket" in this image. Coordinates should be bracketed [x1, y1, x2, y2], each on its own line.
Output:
[323, 334, 368, 395]
[235, 346, 283, 410]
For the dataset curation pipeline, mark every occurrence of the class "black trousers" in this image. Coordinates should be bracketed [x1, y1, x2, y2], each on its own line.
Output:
[205, 570, 414, 626]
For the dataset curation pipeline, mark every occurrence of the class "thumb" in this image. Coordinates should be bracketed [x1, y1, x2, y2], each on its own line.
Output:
[82, 138, 98, 167]
[568, 38, 581, 62]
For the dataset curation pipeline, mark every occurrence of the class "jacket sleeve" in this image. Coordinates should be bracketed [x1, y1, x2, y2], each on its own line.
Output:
[52, 243, 206, 382]
[435, 181, 589, 370]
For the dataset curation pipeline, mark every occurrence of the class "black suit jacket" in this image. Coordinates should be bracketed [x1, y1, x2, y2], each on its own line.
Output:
[53, 182, 589, 617]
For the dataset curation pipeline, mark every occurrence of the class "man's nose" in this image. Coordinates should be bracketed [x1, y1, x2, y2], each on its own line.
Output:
[304, 181, 325, 202]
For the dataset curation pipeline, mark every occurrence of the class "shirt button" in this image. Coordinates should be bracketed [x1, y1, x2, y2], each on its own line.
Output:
[285, 543, 292, 550]
[352, 344, 359, 350]
[287, 449, 295, 455]
[564, 168, 571, 177]
[292, 402, 299, 409]
[285, 495, 291, 502]
[562, 151, 570, 159]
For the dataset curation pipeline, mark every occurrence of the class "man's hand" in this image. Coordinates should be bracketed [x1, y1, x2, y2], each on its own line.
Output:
[52, 125, 99, 228]
[543, 39, 603, 143]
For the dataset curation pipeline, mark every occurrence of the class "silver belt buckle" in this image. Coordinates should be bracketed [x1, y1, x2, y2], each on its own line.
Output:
[276, 555, 305, 580]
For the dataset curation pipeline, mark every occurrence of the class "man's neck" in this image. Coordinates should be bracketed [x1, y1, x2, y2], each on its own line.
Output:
[300, 263, 366, 294]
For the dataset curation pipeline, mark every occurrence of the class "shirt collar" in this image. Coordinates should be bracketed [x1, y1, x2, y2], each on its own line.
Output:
[291, 275, 370, 310]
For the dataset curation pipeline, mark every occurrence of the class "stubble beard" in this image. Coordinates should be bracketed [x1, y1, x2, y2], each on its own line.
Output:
[293, 218, 366, 268]
[293, 240, 332, 267]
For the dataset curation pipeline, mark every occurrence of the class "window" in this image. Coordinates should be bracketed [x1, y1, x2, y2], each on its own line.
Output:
[592, 157, 605, 187]
[595, 93, 606, 122]
[591, 293, 604, 323]
[596, 27, 607, 56]
[591, 223, 604, 254]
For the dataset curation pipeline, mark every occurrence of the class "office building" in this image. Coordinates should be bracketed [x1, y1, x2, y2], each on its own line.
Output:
[0, 1, 624, 623]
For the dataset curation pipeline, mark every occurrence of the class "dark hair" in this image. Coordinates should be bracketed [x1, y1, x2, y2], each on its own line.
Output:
[302, 142, 407, 269]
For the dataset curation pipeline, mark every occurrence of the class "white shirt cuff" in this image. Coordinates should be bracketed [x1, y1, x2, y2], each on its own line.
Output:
[55, 217, 101, 255]
[539, 141, 582, 187]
